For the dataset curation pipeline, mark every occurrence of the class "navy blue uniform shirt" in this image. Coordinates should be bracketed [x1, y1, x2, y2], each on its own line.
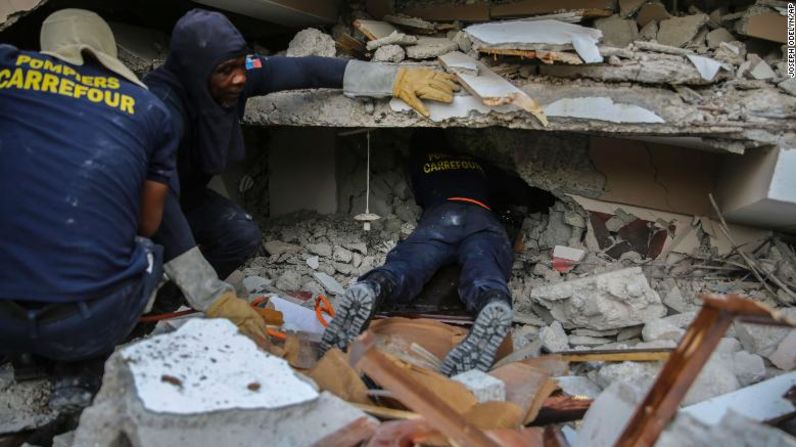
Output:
[0, 45, 177, 303]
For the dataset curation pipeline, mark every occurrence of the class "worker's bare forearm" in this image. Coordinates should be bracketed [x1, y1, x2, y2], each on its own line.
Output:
[138, 180, 169, 236]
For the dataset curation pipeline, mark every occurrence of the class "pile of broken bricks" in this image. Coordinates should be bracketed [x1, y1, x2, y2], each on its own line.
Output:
[326, 0, 796, 124]
[5, 291, 792, 447]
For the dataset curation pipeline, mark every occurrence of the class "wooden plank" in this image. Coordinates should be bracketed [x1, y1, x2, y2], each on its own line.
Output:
[557, 348, 672, 363]
[489, 363, 557, 424]
[479, 47, 584, 65]
[533, 396, 593, 425]
[353, 403, 421, 420]
[309, 417, 379, 447]
[453, 55, 548, 126]
[491, 0, 615, 18]
[307, 348, 372, 405]
[351, 333, 501, 447]
[353, 19, 399, 41]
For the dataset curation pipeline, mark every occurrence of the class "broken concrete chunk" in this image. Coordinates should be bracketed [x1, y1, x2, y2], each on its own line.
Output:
[72, 320, 377, 447]
[353, 19, 399, 41]
[452, 370, 506, 403]
[383, 14, 436, 32]
[706, 27, 735, 49]
[306, 242, 332, 258]
[333, 246, 353, 263]
[276, 270, 302, 291]
[122, 319, 319, 413]
[658, 409, 796, 447]
[619, 0, 647, 18]
[636, 2, 671, 27]
[573, 380, 645, 447]
[438, 51, 479, 76]
[540, 321, 570, 352]
[642, 319, 685, 342]
[286, 28, 336, 57]
[365, 31, 418, 51]
[569, 335, 612, 346]
[735, 11, 788, 44]
[657, 14, 709, 48]
[594, 15, 638, 48]
[732, 351, 767, 386]
[306, 256, 320, 270]
[769, 331, 796, 370]
[465, 20, 604, 64]
[746, 54, 777, 80]
[735, 308, 796, 360]
[243, 275, 271, 295]
[682, 372, 796, 426]
[373, 45, 405, 62]
[0, 364, 57, 435]
[405, 37, 458, 60]
[638, 20, 659, 41]
[686, 54, 723, 81]
[555, 376, 602, 399]
[264, 240, 302, 257]
[312, 272, 346, 296]
[531, 267, 666, 330]
[543, 97, 665, 124]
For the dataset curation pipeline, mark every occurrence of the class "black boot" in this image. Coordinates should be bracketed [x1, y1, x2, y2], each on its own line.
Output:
[440, 290, 512, 376]
[48, 358, 105, 413]
[320, 272, 395, 353]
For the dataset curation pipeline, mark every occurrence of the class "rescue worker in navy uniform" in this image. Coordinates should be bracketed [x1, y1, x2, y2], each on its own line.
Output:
[322, 129, 554, 375]
[0, 10, 179, 410]
[143, 9, 460, 319]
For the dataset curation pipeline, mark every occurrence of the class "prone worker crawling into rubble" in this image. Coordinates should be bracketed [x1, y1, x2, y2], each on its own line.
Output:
[322, 128, 555, 375]
[143, 9, 459, 318]
[0, 9, 182, 410]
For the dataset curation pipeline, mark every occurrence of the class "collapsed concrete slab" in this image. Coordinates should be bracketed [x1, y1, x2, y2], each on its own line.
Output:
[70, 319, 375, 447]
[573, 380, 645, 447]
[530, 267, 666, 330]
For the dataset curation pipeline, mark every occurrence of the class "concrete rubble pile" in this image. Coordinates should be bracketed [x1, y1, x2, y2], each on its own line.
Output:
[2, 0, 796, 446]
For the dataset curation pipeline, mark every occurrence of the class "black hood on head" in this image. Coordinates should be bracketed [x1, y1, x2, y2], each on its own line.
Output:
[145, 8, 248, 178]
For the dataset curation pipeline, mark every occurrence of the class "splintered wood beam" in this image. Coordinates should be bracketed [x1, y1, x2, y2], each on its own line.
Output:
[533, 396, 593, 425]
[557, 348, 672, 363]
[479, 48, 584, 65]
[614, 293, 794, 447]
[353, 403, 421, 420]
[350, 333, 501, 447]
[452, 56, 548, 127]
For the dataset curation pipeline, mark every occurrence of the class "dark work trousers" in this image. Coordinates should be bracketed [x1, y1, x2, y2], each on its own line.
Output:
[156, 188, 262, 279]
[0, 237, 163, 362]
[361, 201, 513, 314]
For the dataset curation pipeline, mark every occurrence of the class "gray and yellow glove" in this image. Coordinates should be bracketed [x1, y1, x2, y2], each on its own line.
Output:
[342, 61, 460, 118]
[163, 247, 268, 345]
[391, 67, 459, 117]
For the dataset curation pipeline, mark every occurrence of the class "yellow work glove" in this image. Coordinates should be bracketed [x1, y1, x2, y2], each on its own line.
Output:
[392, 67, 459, 118]
[206, 292, 269, 345]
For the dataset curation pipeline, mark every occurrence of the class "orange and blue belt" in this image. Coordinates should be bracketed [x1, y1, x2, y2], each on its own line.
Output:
[447, 196, 491, 211]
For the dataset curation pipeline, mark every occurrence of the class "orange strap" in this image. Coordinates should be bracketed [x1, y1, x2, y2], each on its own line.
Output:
[447, 196, 491, 211]
[315, 294, 336, 327]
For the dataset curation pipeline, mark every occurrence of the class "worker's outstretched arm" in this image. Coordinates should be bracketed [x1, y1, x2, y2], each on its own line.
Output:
[243, 56, 459, 118]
